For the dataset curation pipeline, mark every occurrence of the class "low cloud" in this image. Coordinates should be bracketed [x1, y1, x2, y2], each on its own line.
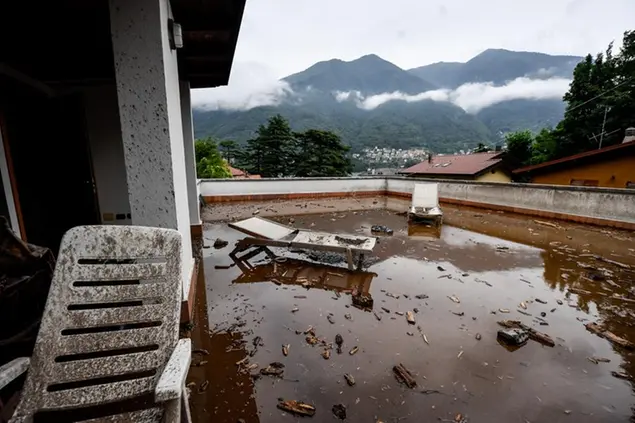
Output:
[191, 62, 292, 111]
[336, 77, 571, 113]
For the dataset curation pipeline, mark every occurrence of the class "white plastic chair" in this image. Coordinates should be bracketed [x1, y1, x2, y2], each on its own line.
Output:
[4, 225, 191, 422]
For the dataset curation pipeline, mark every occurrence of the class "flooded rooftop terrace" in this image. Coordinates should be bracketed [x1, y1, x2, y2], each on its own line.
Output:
[188, 200, 635, 423]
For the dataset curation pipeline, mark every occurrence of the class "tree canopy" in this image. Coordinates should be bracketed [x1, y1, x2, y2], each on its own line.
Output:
[505, 30, 635, 166]
[195, 138, 231, 179]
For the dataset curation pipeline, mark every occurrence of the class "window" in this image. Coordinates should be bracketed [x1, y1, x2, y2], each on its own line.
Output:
[570, 179, 599, 187]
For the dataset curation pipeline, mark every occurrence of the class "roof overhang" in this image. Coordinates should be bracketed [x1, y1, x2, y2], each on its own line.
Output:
[0, 0, 245, 89]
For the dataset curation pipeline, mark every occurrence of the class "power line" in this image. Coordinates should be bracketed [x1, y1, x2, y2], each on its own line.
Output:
[566, 76, 635, 113]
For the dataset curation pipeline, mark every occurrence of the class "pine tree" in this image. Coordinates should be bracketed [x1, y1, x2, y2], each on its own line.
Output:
[294, 129, 352, 177]
[244, 115, 296, 177]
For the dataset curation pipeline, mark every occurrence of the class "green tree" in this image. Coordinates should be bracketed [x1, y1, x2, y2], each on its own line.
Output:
[552, 31, 634, 159]
[294, 129, 353, 177]
[244, 114, 296, 177]
[195, 138, 231, 178]
[504, 130, 533, 166]
[530, 128, 558, 164]
[218, 140, 241, 164]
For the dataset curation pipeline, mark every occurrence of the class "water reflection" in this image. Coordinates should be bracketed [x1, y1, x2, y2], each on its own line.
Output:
[188, 267, 259, 423]
[407, 222, 441, 239]
[230, 246, 377, 304]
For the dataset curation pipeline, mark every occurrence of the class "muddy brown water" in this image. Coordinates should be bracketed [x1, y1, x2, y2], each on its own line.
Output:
[189, 204, 635, 423]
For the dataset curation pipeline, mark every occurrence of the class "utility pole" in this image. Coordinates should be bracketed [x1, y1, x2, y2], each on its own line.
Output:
[599, 105, 609, 149]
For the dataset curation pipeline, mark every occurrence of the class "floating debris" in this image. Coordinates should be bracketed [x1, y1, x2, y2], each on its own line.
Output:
[294, 295, 307, 299]
[381, 307, 391, 313]
[344, 373, 356, 386]
[198, 380, 209, 393]
[304, 326, 315, 335]
[557, 299, 563, 305]
[344, 313, 352, 320]
[498, 320, 555, 347]
[306, 335, 318, 345]
[457, 350, 464, 359]
[335, 334, 344, 354]
[406, 332, 414, 336]
[291, 307, 299, 313]
[373, 312, 382, 321]
[585, 322, 635, 349]
[260, 362, 285, 377]
[395, 311, 404, 316]
[332, 404, 346, 420]
[535, 298, 548, 304]
[277, 400, 316, 417]
[406, 311, 416, 324]
[437, 266, 446, 271]
[413, 307, 420, 314]
[568, 287, 593, 296]
[497, 328, 529, 346]
[519, 301, 527, 310]
[282, 344, 290, 356]
[321, 349, 331, 360]
[393, 363, 417, 388]
[352, 294, 374, 309]
[499, 308, 510, 313]
[475, 333, 482, 341]
[371, 225, 393, 235]
[327, 315, 335, 324]
[611, 371, 633, 381]
[517, 309, 532, 316]
[415, 294, 429, 300]
[349, 346, 359, 355]
[452, 311, 465, 317]
[448, 295, 461, 303]
[193, 348, 210, 356]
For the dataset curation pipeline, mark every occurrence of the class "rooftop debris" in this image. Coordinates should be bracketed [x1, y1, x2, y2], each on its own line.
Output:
[497, 320, 555, 347]
[332, 404, 346, 420]
[585, 322, 635, 349]
[335, 334, 344, 354]
[371, 225, 394, 235]
[393, 363, 417, 388]
[344, 373, 355, 386]
[497, 328, 529, 346]
[277, 400, 316, 417]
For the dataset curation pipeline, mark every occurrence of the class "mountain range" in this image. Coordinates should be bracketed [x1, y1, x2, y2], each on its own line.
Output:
[193, 49, 582, 153]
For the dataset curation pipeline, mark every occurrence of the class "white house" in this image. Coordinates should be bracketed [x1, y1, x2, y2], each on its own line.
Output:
[0, 0, 245, 321]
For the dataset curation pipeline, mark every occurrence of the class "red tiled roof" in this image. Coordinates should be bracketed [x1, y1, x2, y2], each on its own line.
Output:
[229, 166, 246, 177]
[514, 140, 635, 174]
[400, 152, 504, 176]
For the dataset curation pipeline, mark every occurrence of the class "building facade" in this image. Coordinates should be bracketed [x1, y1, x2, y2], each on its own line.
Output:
[514, 139, 635, 188]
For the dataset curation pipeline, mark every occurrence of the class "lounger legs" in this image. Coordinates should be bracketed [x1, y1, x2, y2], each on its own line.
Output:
[345, 248, 354, 270]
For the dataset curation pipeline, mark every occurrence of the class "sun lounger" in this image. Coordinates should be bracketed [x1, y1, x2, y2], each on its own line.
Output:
[229, 217, 376, 270]
[409, 183, 443, 226]
[6, 225, 191, 423]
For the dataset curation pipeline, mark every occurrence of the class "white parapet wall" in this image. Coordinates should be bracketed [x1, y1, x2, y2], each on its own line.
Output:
[199, 177, 635, 229]
[199, 177, 386, 199]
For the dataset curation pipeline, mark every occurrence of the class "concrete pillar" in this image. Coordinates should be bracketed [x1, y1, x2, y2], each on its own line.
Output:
[179, 81, 201, 226]
[109, 0, 193, 296]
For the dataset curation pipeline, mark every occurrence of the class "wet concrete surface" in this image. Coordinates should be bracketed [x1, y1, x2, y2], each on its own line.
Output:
[190, 203, 635, 423]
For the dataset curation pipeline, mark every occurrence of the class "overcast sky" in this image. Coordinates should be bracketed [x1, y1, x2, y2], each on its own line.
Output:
[235, 0, 635, 78]
[191, 0, 635, 111]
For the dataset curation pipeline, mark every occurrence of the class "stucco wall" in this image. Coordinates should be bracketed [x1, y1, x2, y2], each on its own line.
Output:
[530, 154, 635, 188]
[476, 168, 511, 183]
[83, 85, 131, 225]
[200, 177, 635, 228]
